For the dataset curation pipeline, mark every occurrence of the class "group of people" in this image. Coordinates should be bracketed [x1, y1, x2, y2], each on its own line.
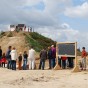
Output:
[0, 45, 56, 70]
[0, 46, 36, 70]
[0, 45, 87, 71]
[58, 56, 74, 69]
[58, 47, 87, 71]
[39, 45, 56, 70]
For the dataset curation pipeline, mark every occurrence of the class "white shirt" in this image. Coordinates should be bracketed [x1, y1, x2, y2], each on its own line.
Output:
[10, 50, 18, 61]
[28, 48, 35, 60]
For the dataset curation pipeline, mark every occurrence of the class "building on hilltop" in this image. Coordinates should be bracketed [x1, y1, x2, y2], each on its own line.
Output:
[10, 24, 34, 32]
[16, 24, 26, 31]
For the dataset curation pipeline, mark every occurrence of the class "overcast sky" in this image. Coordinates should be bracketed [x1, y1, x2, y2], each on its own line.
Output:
[0, 0, 88, 50]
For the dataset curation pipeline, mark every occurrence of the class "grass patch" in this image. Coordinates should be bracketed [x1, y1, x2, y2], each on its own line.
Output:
[25, 34, 43, 52]
[0, 31, 5, 38]
[25, 32, 56, 52]
[7, 32, 13, 37]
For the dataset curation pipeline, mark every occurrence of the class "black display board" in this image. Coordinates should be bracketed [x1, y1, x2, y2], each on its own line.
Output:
[58, 43, 75, 56]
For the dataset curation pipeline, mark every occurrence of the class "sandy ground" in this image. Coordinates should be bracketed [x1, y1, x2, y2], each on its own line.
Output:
[0, 56, 88, 88]
[0, 68, 88, 88]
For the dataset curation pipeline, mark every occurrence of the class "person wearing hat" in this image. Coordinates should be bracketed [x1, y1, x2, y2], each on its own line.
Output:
[81, 47, 87, 70]
[18, 52, 22, 70]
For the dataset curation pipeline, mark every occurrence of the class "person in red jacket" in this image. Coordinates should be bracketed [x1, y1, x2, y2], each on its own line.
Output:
[61, 56, 67, 69]
[1, 53, 6, 67]
[81, 47, 87, 70]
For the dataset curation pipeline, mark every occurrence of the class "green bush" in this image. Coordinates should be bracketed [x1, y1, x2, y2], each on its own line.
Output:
[25, 34, 43, 52]
[0, 31, 5, 38]
[25, 32, 56, 52]
[7, 32, 13, 37]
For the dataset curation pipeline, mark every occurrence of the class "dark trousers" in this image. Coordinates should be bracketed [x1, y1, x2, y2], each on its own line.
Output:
[0, 57, 2, 67]
[49, 59, 51, 69]
[51, 59, 56, 68]
[7, 59, 12, 69]
[39, 59, 45, 70]
[68, 58, 74, 68]
[58, 58, 61, 67]
[2, 62, 5, 67]
[23, 60, 27, 70]
[62, 60, 66, 69]
[12, 60, 16, 70]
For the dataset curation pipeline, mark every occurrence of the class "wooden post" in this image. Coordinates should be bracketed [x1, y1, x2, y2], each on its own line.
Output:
[54, 43, 61, 70]
[72, 42, 81, 72]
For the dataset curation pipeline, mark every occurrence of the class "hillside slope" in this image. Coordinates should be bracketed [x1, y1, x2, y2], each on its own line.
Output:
[0, 31, 56, 53]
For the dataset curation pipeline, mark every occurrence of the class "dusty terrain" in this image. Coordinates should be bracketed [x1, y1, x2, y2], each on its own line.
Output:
[0, 31, 29, 53]
[0, 56, 88, 88]
[0, 68, 88, 88]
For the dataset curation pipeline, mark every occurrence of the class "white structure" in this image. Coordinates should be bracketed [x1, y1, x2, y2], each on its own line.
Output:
[10, 24, 26, 31]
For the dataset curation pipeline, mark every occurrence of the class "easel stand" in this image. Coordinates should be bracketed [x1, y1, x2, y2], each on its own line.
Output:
[72, 42, 80, 72]
[54, 64, 61, 70]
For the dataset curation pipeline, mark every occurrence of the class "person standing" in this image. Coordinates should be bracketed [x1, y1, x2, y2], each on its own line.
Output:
[47, 46, 52, 69]
[61, 56, 67, 69]
[23, 51, 28, 70]
[28, 46, 35, 70]
[81, 47, 87, 70]
[0, 46, 2, 67]
[1, 53, 6, 68]
[51, 45, 56, 68]
[18, 52, 22, 70]
[39, 48, 47, 70]
[6, 46, 12, 69]
[10, 47, 18, 70]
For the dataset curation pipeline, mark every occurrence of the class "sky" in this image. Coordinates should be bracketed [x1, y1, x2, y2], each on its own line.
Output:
[0, 0, 88, 50]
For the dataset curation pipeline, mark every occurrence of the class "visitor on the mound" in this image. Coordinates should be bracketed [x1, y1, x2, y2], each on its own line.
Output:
[6, 46, 12, 69]
[28, 46, 35, 70]
[10, 47, 18, 70]
[1, 53, 6, 68]
[18, 52, 22, 70]
[39, 47, 47, 70]
[0, 46, 2, 67]
[48, 46, 52, 69]
[51, 45, 56, 68]
[81, 47, 87, 71]
[61, 56, 67, 69]
[23, 51, 28, 70]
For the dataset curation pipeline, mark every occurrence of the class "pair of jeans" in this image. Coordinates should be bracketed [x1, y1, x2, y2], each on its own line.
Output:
[49, 59, 52, 69]
[2, 62, 5, 67]
[81, 58, 86, 69]
[12, 60, 16, 70]
[39, 59, 45, 70]
[0, 56, 2, 67]
[62, 60, 66, 69]
[51, 59, 56, 68]
[23, 59, 27, 70]
[68, 58, 74, 68]
[7, 59, 12, 69]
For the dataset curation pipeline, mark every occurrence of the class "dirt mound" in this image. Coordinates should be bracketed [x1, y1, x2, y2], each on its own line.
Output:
[0, 31, 29, 53]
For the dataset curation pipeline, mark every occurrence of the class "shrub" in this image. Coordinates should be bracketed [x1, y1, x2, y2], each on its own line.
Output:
[7, 32, 13, 37]
[0, 31, 5, 38]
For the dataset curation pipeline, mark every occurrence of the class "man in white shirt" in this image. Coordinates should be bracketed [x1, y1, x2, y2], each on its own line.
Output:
[28, 46, 35, 70]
